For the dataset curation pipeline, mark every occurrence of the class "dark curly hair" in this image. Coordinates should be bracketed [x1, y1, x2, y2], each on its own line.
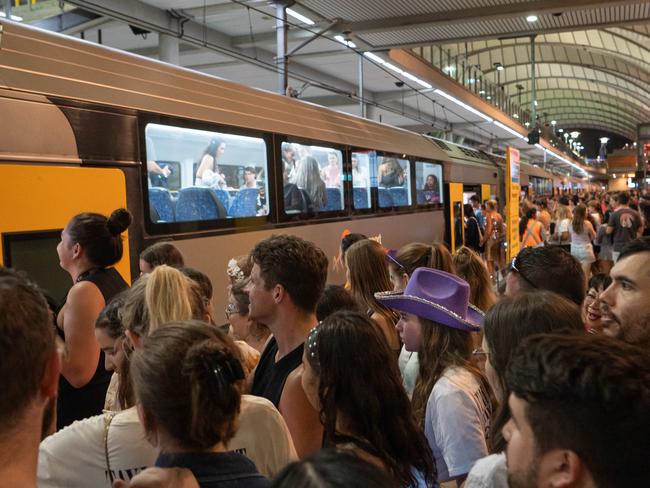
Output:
[67, 208, 132, 267]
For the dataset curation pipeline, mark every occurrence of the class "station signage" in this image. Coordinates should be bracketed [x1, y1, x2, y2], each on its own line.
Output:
[506, 146, 520, 261]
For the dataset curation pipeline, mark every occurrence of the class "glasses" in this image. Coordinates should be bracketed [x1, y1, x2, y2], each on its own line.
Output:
[510, 255, 538, 289]
[224, 303, 241, 320]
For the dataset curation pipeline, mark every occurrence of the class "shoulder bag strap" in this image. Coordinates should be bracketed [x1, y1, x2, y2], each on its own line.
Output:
[103, 412, 116, 484]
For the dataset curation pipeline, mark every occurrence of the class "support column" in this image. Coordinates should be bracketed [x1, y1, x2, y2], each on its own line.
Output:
[530, 35, 537, 126]
[366, 104, 378, 121]
[358, 55, 366, 118]
[275, 2, 290, 96]
[4, 0, 12, 19]
[159, 33, 180, 65]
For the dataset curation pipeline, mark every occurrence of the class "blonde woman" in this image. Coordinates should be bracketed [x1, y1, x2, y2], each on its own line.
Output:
[452, 247, 496, 313]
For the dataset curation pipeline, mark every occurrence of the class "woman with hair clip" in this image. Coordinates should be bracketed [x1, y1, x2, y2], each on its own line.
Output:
[130, 321, 269, 487]
[195, 138, 227, 188]
[345, 239, 400, 353]
[464, 292, 584, 487]
[39, 266, 296, 487]
[386, 242, 455, 397]
[376, 268, 494, 486]
[56, 208, 132, 429]
[300, 311, 436, 487]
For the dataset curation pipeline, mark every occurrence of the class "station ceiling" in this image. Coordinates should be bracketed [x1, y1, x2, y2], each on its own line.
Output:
[53, 0, 650, 165]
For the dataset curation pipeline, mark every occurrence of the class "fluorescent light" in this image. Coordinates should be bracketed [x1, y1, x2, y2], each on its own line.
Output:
[493, 120, 526, 139]
[384, 62, 404, 75]
[0, 11, 23, 21]
[363, 52, 385, 64]
[415, 79, 433, 89]
[535, 143, 544, 150]
[401, 71, 420, 82]
[526, 14, 538, 22]
[286, 8, 315, 25]
[334, 35, 356, 48]
[434, 89, 494, 122]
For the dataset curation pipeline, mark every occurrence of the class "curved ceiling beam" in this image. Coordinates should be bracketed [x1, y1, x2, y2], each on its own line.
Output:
[517, 87, 650, 119]
[485, 63, 650, 99]
[535, 97, 648, 125]
[500, 75, 650, 110]
[540, 109, 636, 132]
[448, 30, 650, 72]
[547, 113, 634, 132]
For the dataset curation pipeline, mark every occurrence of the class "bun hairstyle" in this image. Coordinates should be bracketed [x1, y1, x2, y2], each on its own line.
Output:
[67, 208, 132, 267]
[131, 321, 244, 450]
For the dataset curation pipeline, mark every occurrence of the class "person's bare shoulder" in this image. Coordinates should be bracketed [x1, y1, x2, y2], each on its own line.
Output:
[112, 468, 199, 488]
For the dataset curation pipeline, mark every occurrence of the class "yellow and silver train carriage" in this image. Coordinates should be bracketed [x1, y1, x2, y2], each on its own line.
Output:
[0, 20, 565, 314]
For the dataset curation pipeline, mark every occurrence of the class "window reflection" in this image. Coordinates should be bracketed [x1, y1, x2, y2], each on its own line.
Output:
[282, 142, 344, 214]
[145, 123, 269, 223]
[415, 161, 443, 205]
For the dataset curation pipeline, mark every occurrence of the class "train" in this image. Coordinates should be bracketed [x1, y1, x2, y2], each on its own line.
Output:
[0, 20, 589, 315]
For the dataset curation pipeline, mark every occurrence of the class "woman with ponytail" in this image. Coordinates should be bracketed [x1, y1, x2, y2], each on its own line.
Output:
[55, 208, 132, 428]
[131, 321, 269, 487]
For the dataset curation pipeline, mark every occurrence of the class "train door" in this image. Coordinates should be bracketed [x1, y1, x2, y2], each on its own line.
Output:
[0, 164, 131, 305]
[444, 182, 464, 253]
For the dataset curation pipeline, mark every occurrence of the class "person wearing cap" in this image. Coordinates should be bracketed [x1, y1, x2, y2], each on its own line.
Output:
[376, 268, 494, 486]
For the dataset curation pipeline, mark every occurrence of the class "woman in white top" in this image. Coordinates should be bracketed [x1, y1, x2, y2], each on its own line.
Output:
[376, 268, 493, 486]
[195, 139, 227, 188]
[569, 203, 596, 285]
[551, 203, 571, 248]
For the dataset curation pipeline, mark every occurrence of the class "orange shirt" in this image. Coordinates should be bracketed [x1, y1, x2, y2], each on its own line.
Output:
[522, 220, 544, 248]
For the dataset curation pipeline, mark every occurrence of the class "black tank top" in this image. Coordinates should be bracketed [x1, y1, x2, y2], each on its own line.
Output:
[251, 337, 303, 408]
[57, 267, 128, 429]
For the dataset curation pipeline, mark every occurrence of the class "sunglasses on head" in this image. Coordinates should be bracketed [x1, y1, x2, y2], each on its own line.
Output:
[510, 255, 538, 289]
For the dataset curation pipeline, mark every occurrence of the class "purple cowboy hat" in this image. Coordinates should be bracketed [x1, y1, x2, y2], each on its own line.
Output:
[375, 267, 484, 331]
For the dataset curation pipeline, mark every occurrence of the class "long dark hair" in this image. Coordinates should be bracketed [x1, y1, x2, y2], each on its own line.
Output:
[305, 311, 435, 486]
[572, 203, 587, 234]
[518, 207, 537, 240]
[483, 291, 584, 452]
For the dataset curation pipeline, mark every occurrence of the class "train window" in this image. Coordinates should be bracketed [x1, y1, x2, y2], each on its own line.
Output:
[351, 150, 374, 209]
[282, 142, 344, 215]
[415, 161, 443, 205]
[145, 123, 269, 223]
[376, 156, 411, 208]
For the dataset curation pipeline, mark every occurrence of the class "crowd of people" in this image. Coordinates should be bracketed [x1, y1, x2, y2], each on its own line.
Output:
[2, 189, 650, 488]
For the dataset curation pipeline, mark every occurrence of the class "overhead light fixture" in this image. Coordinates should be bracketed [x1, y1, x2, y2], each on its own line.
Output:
[600, 137, 610, 144]
[286, 8, 315, 25]
[513, 113, 519, 119]
[534, 100, 538, 106]
[570, 131, 581, 139]
[467, 78, 476, 84]
[526, 14, 539, 22]
[558, 128, 564, 133]
[363, 52, 385, 64]
[383, 62, 404, 75]
[494, 62, 504, 71]
[486, 95, 492, 100]
[434, 89, 494, 122]
[0, 11, 23, 21]
[334, 35, 356, 48]
[524, 121, 530, 127]
[479, 89, 486, 95]
[551, 120, 557, 125]
[443, 65, 456, 74]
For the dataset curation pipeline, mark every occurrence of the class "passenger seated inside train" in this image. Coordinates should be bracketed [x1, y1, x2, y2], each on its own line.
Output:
[377, 157, 405, 187]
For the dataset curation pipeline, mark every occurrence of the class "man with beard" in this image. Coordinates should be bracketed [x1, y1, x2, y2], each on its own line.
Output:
[0, 268, 61, 487]
[503, 334, 649, 488]
[599, 237, 650, 347]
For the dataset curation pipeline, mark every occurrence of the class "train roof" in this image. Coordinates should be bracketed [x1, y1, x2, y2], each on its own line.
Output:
[0, 20, 448, 162]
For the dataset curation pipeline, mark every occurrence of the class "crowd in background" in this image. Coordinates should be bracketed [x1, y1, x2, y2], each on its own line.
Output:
[1, 189, 650, 488]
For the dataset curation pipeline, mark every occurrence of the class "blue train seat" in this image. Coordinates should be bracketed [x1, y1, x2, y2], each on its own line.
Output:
[176, 187, 226, 221]
[322, 187, 343, 211]
[353, 187, 370, 209]
[416, 190, 426, 204]
[148, 187, 175, 222]
[390, 187, 409, 206]
[228, 188, 259, 218]
[213, 188, 231, 213]
[378, 188, 393, 207]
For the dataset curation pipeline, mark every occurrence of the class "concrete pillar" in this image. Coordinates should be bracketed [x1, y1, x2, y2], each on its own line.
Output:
[159, 33, 180, 65]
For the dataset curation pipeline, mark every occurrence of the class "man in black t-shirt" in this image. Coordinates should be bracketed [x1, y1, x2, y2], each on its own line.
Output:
[246, 234, 328, 457]
[606, 191, 642, 261]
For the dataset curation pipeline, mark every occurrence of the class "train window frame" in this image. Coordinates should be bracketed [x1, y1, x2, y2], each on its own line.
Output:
[277, 134, 349, 223]
[414, 159, 445, 210]
[349, 148, 377, 215]
[138, 114, 276, 236]
[372, 151, 415, 212]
